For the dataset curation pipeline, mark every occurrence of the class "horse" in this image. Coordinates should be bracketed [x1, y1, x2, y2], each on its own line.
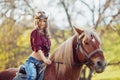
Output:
[0, 27, 106, 80]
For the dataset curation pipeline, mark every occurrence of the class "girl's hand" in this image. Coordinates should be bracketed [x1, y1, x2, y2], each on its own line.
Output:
[43, 58, 51, 65]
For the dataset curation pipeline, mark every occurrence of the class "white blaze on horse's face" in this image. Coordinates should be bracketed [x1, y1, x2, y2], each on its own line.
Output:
[92, 37, 96, 43]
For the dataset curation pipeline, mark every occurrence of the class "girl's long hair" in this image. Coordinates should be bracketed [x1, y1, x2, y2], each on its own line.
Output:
[38, 21, 50, 38]
[34, 12, 50, 38]
[44, 22, 50, 38]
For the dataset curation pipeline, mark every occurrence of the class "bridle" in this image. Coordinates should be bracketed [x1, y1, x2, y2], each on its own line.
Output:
[53, 35, 103, 67]
[75, 35, 103, 65]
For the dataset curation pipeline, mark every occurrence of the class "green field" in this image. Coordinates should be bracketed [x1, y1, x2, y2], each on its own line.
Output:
[92, 66, 120, 80]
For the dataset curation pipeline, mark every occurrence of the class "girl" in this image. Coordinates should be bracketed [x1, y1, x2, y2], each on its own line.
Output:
[25, 11, 51, 80]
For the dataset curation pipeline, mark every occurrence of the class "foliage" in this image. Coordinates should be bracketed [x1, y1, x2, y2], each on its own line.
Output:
[0, 19, 31, 70]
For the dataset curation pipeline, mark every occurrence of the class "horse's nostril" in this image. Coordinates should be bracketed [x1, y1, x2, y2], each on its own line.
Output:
[97, 61, 102, 66]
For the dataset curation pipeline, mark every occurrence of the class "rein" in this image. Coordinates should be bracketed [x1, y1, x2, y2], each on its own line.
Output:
[52, 61, 83, 67]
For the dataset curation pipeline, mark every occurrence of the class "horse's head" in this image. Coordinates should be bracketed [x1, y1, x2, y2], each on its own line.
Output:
[73, 27, 106, 73]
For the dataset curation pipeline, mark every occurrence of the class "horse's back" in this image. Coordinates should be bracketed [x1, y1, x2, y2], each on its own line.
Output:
[0, 68, 18, 80]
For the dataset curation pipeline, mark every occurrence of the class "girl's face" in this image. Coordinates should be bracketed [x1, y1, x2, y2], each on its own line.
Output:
[34, 18, 46, 29]
[39, 19, 46, 29]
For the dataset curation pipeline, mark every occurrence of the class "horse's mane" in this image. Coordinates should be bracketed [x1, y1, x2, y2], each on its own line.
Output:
[50, 35, 76, 75]
[49, 28, 101, 75]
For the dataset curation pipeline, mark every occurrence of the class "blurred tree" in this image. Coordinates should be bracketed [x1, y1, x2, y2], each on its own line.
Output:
[0, 0, 35, 27]
[0, 17, 31, 69]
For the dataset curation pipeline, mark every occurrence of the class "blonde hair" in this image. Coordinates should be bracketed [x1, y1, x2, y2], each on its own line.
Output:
[50, 35, 76, 75]
[34, 11, 50, 38]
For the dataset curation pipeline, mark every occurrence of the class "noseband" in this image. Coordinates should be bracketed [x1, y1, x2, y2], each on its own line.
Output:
[76, 36, 103, 65]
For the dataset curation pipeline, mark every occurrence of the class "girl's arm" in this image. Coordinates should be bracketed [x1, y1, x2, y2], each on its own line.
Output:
[37, 50, 51, 64]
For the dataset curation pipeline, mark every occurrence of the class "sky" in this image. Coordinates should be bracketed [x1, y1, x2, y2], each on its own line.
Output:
[32, 0, 107, 29]
[1, 0, 118, 29]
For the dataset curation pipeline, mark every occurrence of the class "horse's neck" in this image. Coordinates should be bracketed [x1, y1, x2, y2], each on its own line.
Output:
[44, 62, 83, 80]
[63, 65, 83, 80]
[44, 35, 84, 80]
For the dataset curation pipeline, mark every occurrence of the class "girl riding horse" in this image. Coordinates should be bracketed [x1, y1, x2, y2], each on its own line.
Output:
[14, 11, 51, 80]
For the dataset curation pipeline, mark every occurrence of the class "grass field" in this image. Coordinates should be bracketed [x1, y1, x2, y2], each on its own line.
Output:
[92, 66, 120, 80]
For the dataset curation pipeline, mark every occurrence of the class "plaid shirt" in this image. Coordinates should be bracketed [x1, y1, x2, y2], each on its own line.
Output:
[30, 28, 51, 55]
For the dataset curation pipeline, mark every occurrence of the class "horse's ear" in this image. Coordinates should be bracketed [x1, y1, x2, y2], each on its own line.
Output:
[73, 26, 84, 34]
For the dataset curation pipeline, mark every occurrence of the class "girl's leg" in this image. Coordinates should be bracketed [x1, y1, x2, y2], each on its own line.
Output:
[25, 61, 37, 80]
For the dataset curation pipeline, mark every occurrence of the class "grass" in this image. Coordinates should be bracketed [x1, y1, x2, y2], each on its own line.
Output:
[92, 66, 120, 80]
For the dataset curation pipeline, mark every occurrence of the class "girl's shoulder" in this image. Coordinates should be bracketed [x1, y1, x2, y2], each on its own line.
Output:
[30, 28, 38, 36]
[31, 28, 38, 33]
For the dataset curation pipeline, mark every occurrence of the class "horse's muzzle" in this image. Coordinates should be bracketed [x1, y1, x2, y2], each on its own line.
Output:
[94, 60, 107, 73]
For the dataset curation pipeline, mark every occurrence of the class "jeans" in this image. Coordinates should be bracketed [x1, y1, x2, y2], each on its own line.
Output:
[24, 57, 43, 80]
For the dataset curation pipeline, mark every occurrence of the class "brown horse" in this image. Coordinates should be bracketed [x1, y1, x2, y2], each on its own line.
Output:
[0, 27, 106, 80]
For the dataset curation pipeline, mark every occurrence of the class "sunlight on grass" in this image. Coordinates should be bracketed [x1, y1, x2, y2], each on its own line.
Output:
[92, 66, 120, 80]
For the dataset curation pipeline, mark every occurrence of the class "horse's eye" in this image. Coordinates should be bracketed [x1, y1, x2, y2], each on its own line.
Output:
[85, 42, 89, 45]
